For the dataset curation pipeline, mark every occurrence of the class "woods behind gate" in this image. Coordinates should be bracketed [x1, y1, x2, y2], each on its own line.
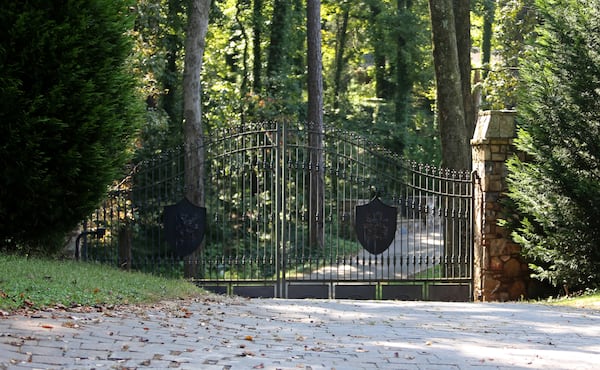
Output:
[83, 122, 473, 300]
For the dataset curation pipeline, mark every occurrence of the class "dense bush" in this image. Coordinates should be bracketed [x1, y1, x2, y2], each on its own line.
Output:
[506, 0, 600, 290]
[0, 0, 142, 254]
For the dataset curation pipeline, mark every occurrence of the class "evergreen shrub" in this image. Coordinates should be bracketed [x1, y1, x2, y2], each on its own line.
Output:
[507, 0, 600, 290]
[0, 0, 142, 254]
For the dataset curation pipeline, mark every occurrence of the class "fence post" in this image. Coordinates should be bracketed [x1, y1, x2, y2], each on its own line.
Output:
[471, 110, 529, 301]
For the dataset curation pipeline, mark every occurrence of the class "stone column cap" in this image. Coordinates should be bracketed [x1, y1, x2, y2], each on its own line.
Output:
[472, 110, 516, 144]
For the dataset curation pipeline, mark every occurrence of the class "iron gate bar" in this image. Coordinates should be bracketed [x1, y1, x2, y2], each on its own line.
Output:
[84, 121, 474, 300]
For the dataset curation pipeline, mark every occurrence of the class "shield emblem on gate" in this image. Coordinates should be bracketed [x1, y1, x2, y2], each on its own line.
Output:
[164, 198, 207, 257]
[355, 197, 397, 255]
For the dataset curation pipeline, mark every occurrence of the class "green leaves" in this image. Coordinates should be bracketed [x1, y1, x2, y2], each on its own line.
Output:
[0, 0, 143, 254]
[506, 0, 600, 290]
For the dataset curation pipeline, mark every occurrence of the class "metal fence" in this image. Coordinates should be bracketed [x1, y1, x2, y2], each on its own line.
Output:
[83, 122, 473, 300]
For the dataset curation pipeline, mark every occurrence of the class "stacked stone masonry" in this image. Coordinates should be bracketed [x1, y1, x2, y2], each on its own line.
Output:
[472, 110, 529, 301]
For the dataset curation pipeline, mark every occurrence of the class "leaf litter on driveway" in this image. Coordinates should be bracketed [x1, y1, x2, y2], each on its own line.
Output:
[1, 297, 600, 369]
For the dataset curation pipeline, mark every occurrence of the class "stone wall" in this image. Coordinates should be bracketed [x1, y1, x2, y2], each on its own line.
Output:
[472, 110, 529, 301]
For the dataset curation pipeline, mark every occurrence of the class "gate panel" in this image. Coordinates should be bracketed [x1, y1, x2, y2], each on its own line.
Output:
[84, 122, 473, 300]
[278, 124, 473, 300]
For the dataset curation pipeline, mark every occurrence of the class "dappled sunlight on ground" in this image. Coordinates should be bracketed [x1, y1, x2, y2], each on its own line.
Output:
[2, 299, 598, 369]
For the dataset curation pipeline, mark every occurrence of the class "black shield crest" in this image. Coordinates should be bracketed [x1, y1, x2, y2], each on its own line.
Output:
[355, 197, 397, 255]
[164, 198, 206, 257]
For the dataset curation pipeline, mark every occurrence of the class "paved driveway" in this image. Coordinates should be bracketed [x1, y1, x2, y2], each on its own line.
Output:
[1, 298, 599, 369]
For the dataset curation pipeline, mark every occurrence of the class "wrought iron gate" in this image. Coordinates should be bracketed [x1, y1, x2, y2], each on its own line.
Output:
[84, 122, 473, 301]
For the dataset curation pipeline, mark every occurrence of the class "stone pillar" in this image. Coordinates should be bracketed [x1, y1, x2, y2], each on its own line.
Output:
[472, 110, 529, 301]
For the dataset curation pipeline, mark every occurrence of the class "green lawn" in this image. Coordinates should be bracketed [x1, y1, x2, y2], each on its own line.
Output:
[543, 292, 600, 310]
[0, 254, 206, 312]
[2, 254, 598, 313]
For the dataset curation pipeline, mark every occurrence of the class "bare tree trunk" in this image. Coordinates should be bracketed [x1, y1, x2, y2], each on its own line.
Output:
[429, 0, 471, 278]
[429, 0, 470, 171]
[369, 2, 388, 99]
[183, 0, 211, 278]
[395, 0, 413, 148]
[267, 0, 289, 81]
[333, 3, 349, 111]
[235, 0, 250, 124]
[481, 0, 495, 79]
[307, 0, 324, 249]
[453, 0, 475, 139]
[252, 0, 263, 92]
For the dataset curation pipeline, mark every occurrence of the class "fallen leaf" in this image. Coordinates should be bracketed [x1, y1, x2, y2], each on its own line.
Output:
[62, 321, 79, 329]
[252, 364, 264, 369]
[245, 335, 254, 341]
[305, 346, 324, 352]
[41, 324, 54, 329]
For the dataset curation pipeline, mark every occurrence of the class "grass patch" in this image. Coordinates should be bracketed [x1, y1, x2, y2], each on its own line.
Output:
[0, 254, 206, 312]
[543, 291, 600, 309]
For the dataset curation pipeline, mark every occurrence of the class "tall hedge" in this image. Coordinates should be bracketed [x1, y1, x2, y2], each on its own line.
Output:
[0, 1, 142, 253]
[506, 0, 600, 290]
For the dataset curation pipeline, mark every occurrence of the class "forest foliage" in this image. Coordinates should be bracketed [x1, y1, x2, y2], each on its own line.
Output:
[134, 0, 439, 164]
[506, 0, 600, 290]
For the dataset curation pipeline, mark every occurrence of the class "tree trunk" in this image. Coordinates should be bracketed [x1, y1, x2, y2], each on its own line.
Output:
[183, 0, 211, 278]
[333, 4, 349, 111]
[235, 0, 250, 123]
[477, 0, 495, 111]
[481, 0, 495, 78]
[369, 2, 388, 99]
[267, 0, 289, 81]
[395, 0, 413, 150]
[252, 0, 263, 92]
[453, 0, 475, 139]
[429, 0, 471, 278]
[429, 0, 470, 171]
[163, 0, 186, 132]
[307, 0, 324, 249]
